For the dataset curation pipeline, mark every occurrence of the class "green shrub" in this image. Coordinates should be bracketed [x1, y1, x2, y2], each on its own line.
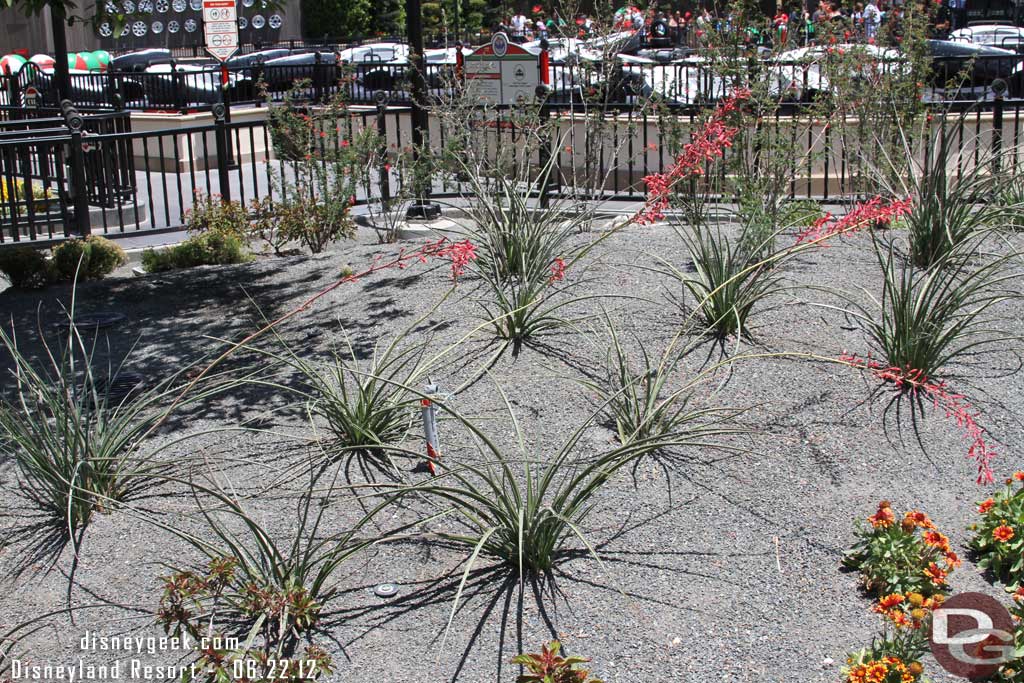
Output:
[843, 501, 957, 599]
[185, 191, 252, 243]
[51, 235, 126, 280]
[0, 247, 53, 289]
[141, 232, 251, 273]
[968, 473, 1024, 588]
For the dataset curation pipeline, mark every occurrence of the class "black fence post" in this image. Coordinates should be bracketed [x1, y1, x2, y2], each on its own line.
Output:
[62, 100, 91, 237]
[992, 79, 1006, 175]
[171, 60, 187, 114]
[314, 52, 324, 102]
[213, 103, 231, 202]
[376, 94, 391, 202]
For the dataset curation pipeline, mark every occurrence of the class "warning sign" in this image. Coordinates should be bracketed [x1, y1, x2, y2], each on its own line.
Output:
[203, 0, 239, 62]
[465, 33, 539, 106]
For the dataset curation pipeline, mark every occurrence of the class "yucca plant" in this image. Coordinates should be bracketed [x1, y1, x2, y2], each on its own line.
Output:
[576, 317, 743, 447]
[999, 173, 1024, 231]
[243, 322, 430, 473]
[0, 305, 222, 548]
[381, 369, 740, 649]
[455, 153, 621, 357]
[875, 114, 1010, 269]
[832, 236, 1018, 379]
[157, 471, 414, 671]
[660, 220, 783, 339]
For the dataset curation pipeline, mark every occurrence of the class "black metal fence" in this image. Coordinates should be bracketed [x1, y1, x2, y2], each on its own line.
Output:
[4, 51, 1024, 114]
[0, 93, 1021, 246]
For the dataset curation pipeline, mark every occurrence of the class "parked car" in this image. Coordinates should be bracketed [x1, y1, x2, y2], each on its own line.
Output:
[949, 22, 1024, 52]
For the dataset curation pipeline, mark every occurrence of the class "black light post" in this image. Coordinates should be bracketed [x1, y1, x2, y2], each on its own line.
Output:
[405, 0, 440, 218]
[50, 4, 71, 103]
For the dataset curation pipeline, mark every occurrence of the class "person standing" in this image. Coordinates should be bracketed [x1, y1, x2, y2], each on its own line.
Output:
[863, 0, 881, 40]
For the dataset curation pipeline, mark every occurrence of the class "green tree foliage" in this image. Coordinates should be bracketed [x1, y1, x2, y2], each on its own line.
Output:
[301, 0, 372, 39]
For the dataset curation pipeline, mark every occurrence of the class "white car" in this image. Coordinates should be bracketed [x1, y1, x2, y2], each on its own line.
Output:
[950, 23, 1024, 52]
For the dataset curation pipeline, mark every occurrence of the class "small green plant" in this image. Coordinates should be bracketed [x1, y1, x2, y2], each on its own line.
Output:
[0, 246, 53, 289]
[51, 235, 126, 280]
[0, 302, 215, 553]
[968, 472, 1024, 588]
[662, 221, 781, 339]
[880, 117, 1010, 269]
[248, 323, 429, 471]
[512, 641, 604, 683]
[834, 237, 1017, 379]
[272, 193, 355, 255]
[157, 473, 411, 671]
[185, 191, 252, 243]
[141, 231, 252, 273]
[578, 318, 742, 447]
[843, 501, 959, 599]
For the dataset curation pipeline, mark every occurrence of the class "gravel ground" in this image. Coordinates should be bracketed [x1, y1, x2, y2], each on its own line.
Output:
[1, 218, 1023, 683]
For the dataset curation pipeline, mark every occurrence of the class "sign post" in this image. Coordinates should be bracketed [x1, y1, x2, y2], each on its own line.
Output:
[202, 0, 239, 63]
[23, 86, 39, 108]
[464, 32, 540, 107]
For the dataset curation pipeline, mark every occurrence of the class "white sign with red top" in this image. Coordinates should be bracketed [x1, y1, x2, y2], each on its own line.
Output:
[203, 0, 239, 62]
[465, 33, 539, 106]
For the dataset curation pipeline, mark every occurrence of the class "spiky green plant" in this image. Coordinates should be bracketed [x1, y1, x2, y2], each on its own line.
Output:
[832, 236, 1018, 378]
[660, 221, 782, 339]
[0, 304, 219, 546]
[577, 317, 743, 446]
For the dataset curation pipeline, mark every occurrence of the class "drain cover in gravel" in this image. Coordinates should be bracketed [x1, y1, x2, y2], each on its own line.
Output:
[93, 372, 146, 405]
[55, 312, 127, 331]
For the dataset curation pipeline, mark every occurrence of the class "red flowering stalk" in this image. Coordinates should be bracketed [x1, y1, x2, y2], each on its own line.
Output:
[795, 196, 913, 245]
[548, 257, 566, 284]
[140, 237, 477, 440]
[636, 88, 751, 225]
[840, 352, 996, 484]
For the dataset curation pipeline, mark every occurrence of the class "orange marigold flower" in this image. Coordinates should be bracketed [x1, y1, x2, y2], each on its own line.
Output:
[865, 662, 889, 683]
[993, 525, 1015, 543]
[1013, 587, 1024, 603]
[869, 506, 896, 528]
[906, 592, 924, 607]
[978, 498, 995, 514]
[878, 593, 905, 610]
[888, 610, 913, 628]
[924, 562, 948, 585]
[904, 511, 936, 529]
[1014, 471, 1024, 481]
[908, 661, 924, 676]
[944, 551, 962, 568]
[922, 530, 950, 551]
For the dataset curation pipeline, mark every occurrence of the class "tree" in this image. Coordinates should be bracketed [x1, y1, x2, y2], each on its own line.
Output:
[301, 0, 372, 39]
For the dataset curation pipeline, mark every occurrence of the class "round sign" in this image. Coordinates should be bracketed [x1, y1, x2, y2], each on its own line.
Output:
[138, 0, 153, 12]
[241, 0, 254, 7]
[132, 20, 147, 36]
[98, 22, 113, 37]
[171, 0, 185, 12]
[188, 0, 201, 10]
[237, 16, 247, 28]
[251, 14, 264, 28]
[491, 32, 509, 57]
[183, 17, 196, 31]
[930, 592, 1015, 680]
[156, 0, 168, 12]
[151, 20, 163, 33]
[104, 0, 117, 13]
[167, 19, 179, 32]
[122, 0, 135, 13]
[268, 13, 281, 28]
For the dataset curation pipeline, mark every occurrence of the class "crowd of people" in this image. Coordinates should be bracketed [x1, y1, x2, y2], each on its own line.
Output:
[497, 0, 969, 50]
